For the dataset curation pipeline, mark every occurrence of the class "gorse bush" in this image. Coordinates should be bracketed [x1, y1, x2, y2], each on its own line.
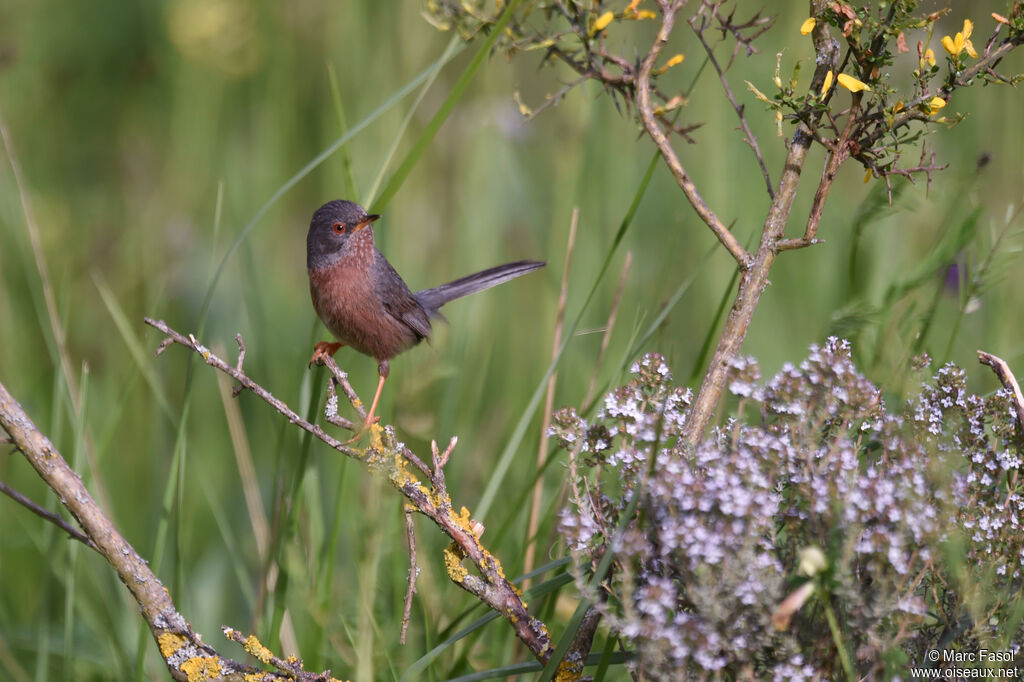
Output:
[554, 340, 1023, 679]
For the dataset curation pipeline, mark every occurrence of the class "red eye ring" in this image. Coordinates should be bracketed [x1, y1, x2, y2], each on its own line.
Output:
[331, 221, 347, 234]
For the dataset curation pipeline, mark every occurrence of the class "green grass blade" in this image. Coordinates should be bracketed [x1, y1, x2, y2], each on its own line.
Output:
[62, 363, 88, 677]
[94, 276, 175, 422]
[365, 34, 462, 207]
[370, 1, 523, 213]
[195, 39, 467, 330]
[326, 61, 360, 200]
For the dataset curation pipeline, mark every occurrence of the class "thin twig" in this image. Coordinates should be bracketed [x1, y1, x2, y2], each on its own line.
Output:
[221, 628, 334, 681]
[400, 507, 418, 645]
[430, 437, 458, 477]
[232, 334, 247, 396]
[637, 2, 750, 269]
[803, 89, 864, 243]
[689, 4, 774, 199]
[0, 480, 96, 549]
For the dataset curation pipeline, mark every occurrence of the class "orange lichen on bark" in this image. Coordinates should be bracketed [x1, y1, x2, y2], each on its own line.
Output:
[180, 656, 222, 681]
[244, 634, 274, 664]
[158, 632, 188, 658]
[443, 545, 468, 583]
[554, 659, 584, 681]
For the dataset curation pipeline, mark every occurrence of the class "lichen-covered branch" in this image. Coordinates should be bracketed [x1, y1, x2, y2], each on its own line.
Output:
[0, 379, 333, 681]
[144, 318, 557, 664]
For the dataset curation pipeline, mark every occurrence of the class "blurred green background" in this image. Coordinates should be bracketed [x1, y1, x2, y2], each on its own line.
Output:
[1, 1, 1022, 679]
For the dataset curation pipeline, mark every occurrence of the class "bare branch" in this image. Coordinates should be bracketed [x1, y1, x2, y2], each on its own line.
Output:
[680, 3, 840, 445]
[637, 3, 751, 269]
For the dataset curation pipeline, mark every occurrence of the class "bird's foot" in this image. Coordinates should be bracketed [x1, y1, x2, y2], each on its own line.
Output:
[309, 341, 343, 367]
[343, 413, 382, 445]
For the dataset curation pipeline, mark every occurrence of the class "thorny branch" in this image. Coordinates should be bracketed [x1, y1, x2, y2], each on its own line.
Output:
[143, 318, 560, 665]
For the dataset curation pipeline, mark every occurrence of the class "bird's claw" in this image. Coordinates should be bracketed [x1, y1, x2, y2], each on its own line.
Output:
[343, 414, 382, 444]
[309, 341, 343, 367]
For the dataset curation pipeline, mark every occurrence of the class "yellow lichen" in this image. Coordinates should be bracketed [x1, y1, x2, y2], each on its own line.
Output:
[368, 422, 385, 450]
[158, 632, 188, 658]
[245, 673, 271, 682]
[554, 659, 583, 681]
[444, 546, 468, 583]
[180, 656, 222, 681]
[243, 634, 274, 664]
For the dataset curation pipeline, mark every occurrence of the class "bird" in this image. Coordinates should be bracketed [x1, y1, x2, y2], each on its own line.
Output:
[306, 199, 545, 430]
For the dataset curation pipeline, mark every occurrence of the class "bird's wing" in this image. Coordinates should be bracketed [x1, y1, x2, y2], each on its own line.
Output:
[374, 250, 433, 341]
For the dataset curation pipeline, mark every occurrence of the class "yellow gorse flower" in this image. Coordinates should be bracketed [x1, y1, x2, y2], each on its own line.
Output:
[800, 17, 816, 35]
[591, 11, 614, 35]
[941, 19, 977, 58]
[837, 73, 871, 92]
[924, 48, 936, 67]
[655, 53, 684, 75]
[926, 96, 946, 115]
[623, 0, 656, 21]
[821, 69, 834, 96]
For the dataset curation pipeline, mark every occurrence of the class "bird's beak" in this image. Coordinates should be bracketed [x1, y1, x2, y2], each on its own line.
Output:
[354, 214, 381, 231]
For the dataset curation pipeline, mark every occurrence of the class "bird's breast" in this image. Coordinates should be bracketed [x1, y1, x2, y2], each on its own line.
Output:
[309, 258, 421, 362]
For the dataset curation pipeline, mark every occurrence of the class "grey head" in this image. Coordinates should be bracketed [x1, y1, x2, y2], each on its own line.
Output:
[306, 199, 381, 270]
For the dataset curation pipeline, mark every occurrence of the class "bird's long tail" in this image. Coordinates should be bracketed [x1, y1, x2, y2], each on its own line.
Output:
[414, 260, 545, 315]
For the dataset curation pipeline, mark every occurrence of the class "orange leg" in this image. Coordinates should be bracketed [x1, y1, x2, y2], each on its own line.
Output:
[309, 341, 343, 367]
[363, 360, 390, 427]
[363, 373, 387, 427]
[344, 360, 389, 443]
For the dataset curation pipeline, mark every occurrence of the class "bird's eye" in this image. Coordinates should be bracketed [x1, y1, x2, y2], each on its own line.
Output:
[331, 221, 347, 235]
